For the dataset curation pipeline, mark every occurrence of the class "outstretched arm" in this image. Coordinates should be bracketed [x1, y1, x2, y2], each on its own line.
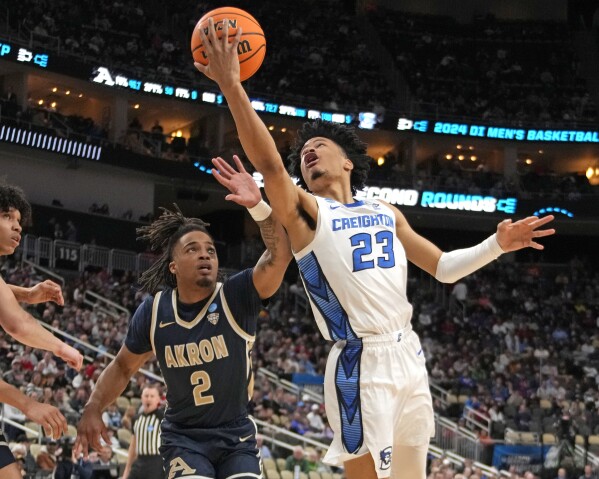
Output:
[387, 201, 556, 282]
[196, 18, 314, 230]
[0, 278, 82, 369]
[75, 345, 152, 455]
[0, 379, 68, 439]
[212, 155, 292, 299]
[9, 279, 65, 305]
[433, 215, 555, 283]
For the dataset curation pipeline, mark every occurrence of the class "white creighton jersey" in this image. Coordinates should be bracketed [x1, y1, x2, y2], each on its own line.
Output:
[294, 196, 413, 340]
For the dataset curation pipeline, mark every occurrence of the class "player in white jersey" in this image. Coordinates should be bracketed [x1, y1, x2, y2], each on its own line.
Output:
[197, 19, 556, 479]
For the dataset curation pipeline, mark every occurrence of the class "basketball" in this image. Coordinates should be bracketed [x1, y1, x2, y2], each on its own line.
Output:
[191, 7, 266, 82]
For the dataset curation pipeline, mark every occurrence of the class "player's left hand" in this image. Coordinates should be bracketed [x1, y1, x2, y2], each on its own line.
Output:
[212, 155, 262, 208]
[27, 280, 65, 306]
[495, 215, 555, 252]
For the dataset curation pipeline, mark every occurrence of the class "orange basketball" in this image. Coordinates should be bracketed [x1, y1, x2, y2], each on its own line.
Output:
[191, 7, 266, 82]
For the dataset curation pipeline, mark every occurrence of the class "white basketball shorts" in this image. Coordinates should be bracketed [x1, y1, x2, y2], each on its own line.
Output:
[322, 326, 435, 478]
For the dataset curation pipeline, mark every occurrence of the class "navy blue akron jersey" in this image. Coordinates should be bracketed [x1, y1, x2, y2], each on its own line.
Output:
[125, 269, 261, 427]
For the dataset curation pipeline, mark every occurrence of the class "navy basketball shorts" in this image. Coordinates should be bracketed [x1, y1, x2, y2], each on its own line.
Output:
[160, 415, 262, 479]
[0, 432, 16, 469]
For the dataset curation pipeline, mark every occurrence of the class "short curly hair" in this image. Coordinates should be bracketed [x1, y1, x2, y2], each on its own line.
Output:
[287, 120, 372, 195]
[0, 180, 31, 225]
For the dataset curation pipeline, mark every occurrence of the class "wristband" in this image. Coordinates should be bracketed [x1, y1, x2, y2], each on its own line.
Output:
[247, 200, 272, 222]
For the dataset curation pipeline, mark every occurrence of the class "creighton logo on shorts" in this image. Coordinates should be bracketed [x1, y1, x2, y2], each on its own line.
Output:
[207, 303, 219, 325]
[379, 446, 392, 470]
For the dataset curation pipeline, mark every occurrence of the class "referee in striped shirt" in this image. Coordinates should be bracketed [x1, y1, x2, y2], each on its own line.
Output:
[122, 384, 164, 479]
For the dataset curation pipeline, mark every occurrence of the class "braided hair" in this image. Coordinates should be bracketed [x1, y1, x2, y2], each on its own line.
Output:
[137, 205, 211, 294]
[287, 119, 372, 195]
[0, 180, 32, 225]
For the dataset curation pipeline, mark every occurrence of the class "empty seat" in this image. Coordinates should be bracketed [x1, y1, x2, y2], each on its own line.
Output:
[588, 435, 599, 454]
[117, 428, 132, 448]
[520, 432, 537, 444]
[29, 443, 43, 460]
[265, 470, 281, 479]
[130, 397, 142, 411]
[116, 396, 130, 413]
[24, 421, 40, 440]
[276, 458, 287, 472]
[263, 458, 277, 472]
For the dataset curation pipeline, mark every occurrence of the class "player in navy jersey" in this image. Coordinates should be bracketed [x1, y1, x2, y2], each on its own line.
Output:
[75, 157, 292, 479]
[0, 181, 83, 479]
[196, 21, 556, 479]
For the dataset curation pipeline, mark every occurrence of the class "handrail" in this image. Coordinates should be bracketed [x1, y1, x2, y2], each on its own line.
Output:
[464, 405, 491, 434]
[575, 444, 599, 466]
[39, 320, 164, 384]
[253, 418, 331, 451]
[83, 290, 130, 317]
[0, 414, 42, 441]
[279, 379, 324, 403]
[429, 443, 506, 476]
[437, 415, 480, 440]
[20, 235, 156, 276]
[429, 381, 449, 407]
[22, 258, 65, 286]
[256, 368, 324, 404]
[0, 413, 128, 457]
[257, 418, 502, 475]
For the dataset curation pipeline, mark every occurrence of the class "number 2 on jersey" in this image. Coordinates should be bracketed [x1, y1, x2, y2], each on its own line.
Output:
[190, 370, 214, 406]
[350, 231, 395, 272]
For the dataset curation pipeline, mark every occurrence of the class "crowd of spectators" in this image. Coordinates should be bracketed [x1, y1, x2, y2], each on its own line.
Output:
[8, 0, 598, 129]
[415, 256, 599, 444]
[3, 3, 599, 207]
[5, 0, 597, 125]
[1, 226, 599, 478]
[368, 153, 595, 202]
[3, 0, 393, 115]
[7, 91, 597, 209]
[368, 8, 598, 125]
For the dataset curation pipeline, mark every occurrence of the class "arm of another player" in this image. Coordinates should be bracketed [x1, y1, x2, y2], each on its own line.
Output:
[0, 379, 68, 439]
[196, 18, 315, 230]
[8, 279, 65, 305]
[386, 202, 555, 281]
[121, 433, 137, 479]
[212, 155, 292, 299]
[75, 345, 153, 456]
[0, 278, 82, 369]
